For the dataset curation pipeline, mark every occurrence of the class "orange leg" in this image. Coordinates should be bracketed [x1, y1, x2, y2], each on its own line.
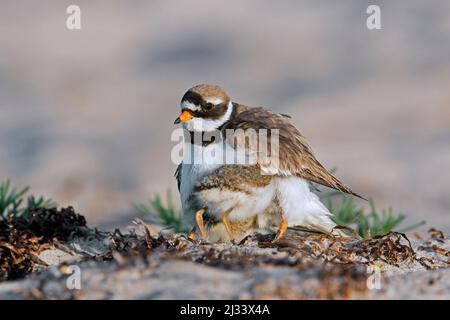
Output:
[187, 227, 196, 241]
[195, 208, 208, 241]
[272, 218, 288, 242]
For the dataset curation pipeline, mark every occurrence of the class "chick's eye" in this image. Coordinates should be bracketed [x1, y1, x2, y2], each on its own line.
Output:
[204, 103, 214, 110]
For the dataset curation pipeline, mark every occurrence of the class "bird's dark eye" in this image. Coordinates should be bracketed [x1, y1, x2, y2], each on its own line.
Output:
[204, 102, 214, 110]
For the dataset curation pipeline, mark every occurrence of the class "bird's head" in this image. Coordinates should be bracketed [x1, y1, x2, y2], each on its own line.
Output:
[174, 84, 233, 132]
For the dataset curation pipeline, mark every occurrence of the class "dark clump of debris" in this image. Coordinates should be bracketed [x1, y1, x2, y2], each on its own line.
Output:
[105, 223, 165, 262]
[26, 207, 87, 242]
[0, 206, 87, 281]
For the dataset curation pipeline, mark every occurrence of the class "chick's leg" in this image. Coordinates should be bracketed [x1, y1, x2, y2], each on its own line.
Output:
[195, 208, 208, 241]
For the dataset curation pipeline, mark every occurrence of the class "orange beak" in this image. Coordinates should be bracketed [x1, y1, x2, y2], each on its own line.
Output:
[174, 110, 193, 124]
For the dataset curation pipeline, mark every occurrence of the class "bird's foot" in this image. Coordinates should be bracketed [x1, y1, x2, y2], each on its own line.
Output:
[272, 218, 288, 243]
[187, 227, 196, 241]
[195, 208, 208, 241]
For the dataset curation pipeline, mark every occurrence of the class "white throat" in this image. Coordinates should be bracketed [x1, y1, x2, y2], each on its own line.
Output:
[184, 101, 234, 132]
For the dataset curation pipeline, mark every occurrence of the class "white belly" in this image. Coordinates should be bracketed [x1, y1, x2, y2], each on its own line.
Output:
[180, 141, 239, 212]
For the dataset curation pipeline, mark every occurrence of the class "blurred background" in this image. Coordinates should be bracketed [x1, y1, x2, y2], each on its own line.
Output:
[0, 0, 449, 232]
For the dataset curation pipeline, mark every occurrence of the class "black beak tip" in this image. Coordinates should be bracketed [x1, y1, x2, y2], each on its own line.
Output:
[174, 117, 181, 124]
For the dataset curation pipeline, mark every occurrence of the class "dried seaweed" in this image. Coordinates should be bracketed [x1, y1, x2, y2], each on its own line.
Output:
[262, 231, 416, 268]
[431, 245, 450, 258]
[105, 222, 166, 263]
[428, 228, 445, 241]
[102, 226, 425, 276]
[0, 227, 48, 280]
[102, 226, 423, 279]
[0, 206, 87, 280]
[2, 206, 448, 300]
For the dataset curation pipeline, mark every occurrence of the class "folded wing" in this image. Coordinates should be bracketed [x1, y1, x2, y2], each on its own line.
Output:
[223, 106, 365, 199]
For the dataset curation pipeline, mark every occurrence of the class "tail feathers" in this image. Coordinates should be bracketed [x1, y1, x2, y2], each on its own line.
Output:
[303, 192, 350, 237]
[304, 171, 368, 202]
[302, 193, 336, 231]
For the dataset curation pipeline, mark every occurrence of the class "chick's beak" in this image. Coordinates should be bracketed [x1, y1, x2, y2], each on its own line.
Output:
[174, 110, 193, 124]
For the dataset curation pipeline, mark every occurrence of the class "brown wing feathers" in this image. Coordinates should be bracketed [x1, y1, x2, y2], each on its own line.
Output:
[225, 104, 366, 200]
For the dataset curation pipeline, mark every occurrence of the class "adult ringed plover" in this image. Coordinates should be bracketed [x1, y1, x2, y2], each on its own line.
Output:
[174, 84, 364, 242]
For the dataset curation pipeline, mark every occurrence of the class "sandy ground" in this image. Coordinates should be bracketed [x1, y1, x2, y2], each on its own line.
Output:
[0, 224, 449, 300]
[0, 1, 449, 232]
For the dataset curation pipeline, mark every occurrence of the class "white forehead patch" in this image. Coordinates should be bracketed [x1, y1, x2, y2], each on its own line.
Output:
[205, 97, 224, 105]
[180, 100, 201, 111]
